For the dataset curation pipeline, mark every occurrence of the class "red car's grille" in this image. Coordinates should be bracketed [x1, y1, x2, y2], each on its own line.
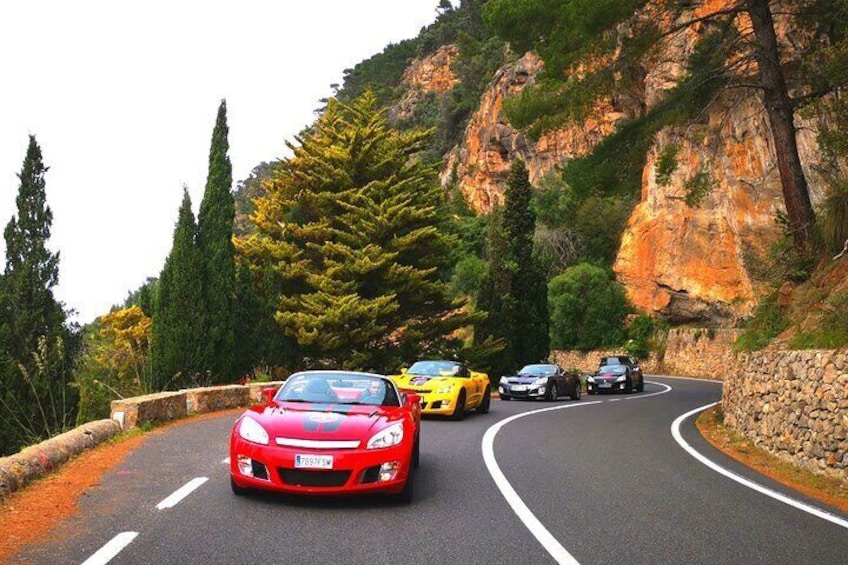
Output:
[278, 469, 351, 487]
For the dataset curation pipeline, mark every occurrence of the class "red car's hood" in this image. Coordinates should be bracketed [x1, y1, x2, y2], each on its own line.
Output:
[242, 402, 400, 440]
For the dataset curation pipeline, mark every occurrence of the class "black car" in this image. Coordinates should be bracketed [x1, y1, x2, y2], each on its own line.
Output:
[587, 363, 643, 394]
[599, 355, 643, 383]
[499, 363, 581, 401]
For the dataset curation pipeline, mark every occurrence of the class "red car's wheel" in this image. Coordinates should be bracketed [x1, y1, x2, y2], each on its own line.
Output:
[396, 465, 414, 503]
[231, 476, 249, 496]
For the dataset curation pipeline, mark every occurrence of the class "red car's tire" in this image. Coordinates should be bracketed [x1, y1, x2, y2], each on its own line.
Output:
[396, 465, 414, 504]
[231, 476, 249, 496]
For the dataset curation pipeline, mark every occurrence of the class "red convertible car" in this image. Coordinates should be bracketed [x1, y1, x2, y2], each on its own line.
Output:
[229, 371, 421, 502]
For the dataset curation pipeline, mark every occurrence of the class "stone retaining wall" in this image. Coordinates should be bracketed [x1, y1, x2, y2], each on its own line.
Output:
[661, 328, 739, 379]
[723, 349, 848, 479]
[550, 349, 659, 374]
[0, 419, 120, 499]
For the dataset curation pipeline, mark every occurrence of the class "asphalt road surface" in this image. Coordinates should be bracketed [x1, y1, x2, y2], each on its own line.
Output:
[13, 376, 848, 564]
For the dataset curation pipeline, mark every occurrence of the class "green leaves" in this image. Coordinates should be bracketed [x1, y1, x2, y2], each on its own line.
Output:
[241, 93, 477, 371]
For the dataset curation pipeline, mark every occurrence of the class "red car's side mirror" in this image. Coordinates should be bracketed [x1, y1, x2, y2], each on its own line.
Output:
[262, 387, 277, 404]
[406, 393, 420, 406]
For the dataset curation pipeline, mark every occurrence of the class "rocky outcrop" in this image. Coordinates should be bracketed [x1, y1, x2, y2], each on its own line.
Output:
[392, 45, 459, 122]
[439, 1, 831, 325]
[443, 52, 627, 211]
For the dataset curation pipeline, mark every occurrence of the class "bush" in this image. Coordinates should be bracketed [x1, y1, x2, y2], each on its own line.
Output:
[548, 263, 632, 351]
[734, 292, 788, 351]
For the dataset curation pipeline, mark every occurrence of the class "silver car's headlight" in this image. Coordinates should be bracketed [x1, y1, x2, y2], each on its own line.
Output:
[587, 376, 595, 383]
[615, 375, 627, 383]
[238, 416, 269, 445]
[533, 377, 547, 386]
[499, 376, 508, 384]
[367, 423, 404, 449]
[436, 385, 454, 394]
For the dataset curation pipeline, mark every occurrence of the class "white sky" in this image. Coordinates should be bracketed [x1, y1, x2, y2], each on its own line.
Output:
[0, 0, 442, 324]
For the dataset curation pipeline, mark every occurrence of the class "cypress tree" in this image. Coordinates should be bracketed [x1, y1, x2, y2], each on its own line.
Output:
[151, 188, 206, 389]
[0, 136, 75, 455]
[503, 160, 549, 364]
[232, 260, 265, 379]
[239, 92, 479, 371]
[475, 161, 549, 376]
[197, 100, 236, 383]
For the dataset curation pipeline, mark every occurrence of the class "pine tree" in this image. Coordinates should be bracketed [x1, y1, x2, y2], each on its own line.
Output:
[197, 100, 236, 383]
[0, 136, 75, 455]
[151, 189, 206, 389]
[238, 92, 479, 371]
[232, 260, 266, 379]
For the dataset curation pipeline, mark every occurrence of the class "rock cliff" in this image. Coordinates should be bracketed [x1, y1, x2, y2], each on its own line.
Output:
[429, 2, 831, 325]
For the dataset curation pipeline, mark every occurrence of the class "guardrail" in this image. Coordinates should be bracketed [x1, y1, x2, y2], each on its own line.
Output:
[0, 381, 285, 500]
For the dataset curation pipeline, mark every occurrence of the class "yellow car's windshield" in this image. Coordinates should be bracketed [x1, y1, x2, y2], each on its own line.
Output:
[408, 360, 461, 377]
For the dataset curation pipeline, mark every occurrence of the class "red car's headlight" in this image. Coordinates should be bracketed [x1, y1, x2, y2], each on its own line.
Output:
[238, 416, 269, 445]
[367, 423, 404, 449]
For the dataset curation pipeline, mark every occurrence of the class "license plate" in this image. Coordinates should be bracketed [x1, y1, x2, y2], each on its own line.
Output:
[599, 382, 612, 389]
[511, 385, 528, 391]
[295, 454, 333, 469]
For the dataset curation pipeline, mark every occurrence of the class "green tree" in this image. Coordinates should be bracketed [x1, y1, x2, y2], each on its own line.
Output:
[238, 93, 478, 371]
[548, 263, 632, 351]
[0, 136, 76, 455]
[197, 100, 237, 383]
[476, 162, 549, 375]
[151, 188, 206, 389]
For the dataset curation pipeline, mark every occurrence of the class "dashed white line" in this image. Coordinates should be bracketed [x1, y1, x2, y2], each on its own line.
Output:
[671, 403, 848, 530]
[80, 531, 138, 565]
[155, 477, 208, 510]
[222, 456, 230, 464]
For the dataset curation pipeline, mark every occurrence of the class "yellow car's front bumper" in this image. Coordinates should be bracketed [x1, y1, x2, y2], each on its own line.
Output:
[417, 392, 458, 415]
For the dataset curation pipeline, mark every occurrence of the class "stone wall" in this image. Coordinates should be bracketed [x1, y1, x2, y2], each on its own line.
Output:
[661, 328, 740, 379]
[723, 349, 848, 479]
[551, 349, 659, 374]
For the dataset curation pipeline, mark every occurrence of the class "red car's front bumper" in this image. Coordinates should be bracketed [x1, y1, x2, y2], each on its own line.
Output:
[230, 435, 413, 496]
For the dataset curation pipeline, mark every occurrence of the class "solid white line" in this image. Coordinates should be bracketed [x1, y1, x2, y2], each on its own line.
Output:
[483, 402, 601, 564]
[671, 403, 848, 530]
[80, 532, 139, 565]
[156, 477, 208, 510]
[222, 457, 230, 464]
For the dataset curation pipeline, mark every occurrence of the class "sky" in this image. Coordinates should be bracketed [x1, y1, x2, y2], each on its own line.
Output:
[0, 0, 443, 324]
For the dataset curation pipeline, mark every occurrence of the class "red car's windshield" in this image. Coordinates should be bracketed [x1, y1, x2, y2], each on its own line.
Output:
[276, 372, 400, 407]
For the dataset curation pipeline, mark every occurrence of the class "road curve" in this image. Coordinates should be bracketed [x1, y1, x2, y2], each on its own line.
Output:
[14, 376, 848, 564]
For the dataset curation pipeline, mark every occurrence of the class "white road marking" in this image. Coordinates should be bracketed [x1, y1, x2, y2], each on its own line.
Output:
[482, 382, 673, 564]
[483, 402, 601, 564]
[222, 457, 230, 464]
[155, 477, 208, 510]
[80, 532, 138, 565]
[671, 403, 848, 530]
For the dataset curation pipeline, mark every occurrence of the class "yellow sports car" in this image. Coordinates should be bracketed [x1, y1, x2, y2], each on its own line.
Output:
[390, 360, 491, 420]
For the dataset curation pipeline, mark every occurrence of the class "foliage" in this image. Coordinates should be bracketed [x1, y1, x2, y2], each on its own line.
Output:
[0, 136, 77, 456]
[151, 189, 207, 389]
[123, 277, 157, 317]
[197, 100, 237, 383]
[75, 307, 152, 423]
[624, 313, 663, 359]
[734, 292, 789, 351]
[655, 144, 679, 187]
[238, 93, 480, 371]
[548, 263, 632, 351]
[476, 162, 549, 375]
[789, 290, 848, 349]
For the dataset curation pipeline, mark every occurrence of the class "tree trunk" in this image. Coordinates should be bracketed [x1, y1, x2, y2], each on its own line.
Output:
[746, 0, 816, 251]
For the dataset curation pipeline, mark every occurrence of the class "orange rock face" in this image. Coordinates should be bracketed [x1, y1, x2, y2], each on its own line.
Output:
[392, 45, 459, 123]
[434, 1, 830, 324]
[444, 52, 626, 212]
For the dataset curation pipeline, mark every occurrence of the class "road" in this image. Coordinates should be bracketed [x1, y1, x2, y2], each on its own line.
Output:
[13, 376, 848, 564]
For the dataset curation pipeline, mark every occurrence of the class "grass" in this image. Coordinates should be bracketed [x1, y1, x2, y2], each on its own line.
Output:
[696, 405, 848, 513]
